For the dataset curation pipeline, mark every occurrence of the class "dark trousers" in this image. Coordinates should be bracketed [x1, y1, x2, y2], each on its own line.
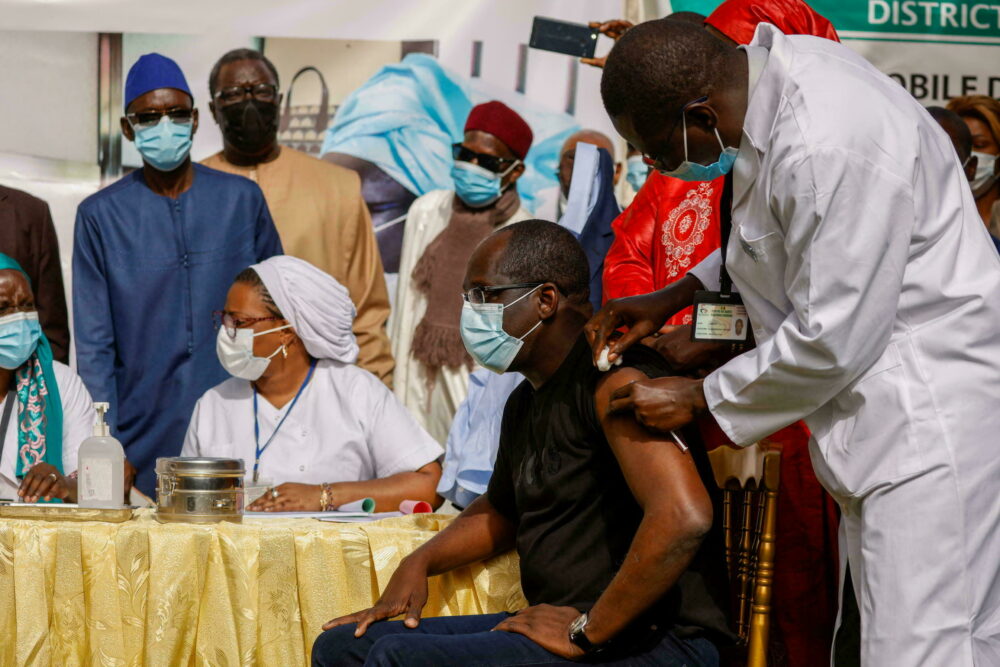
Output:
[311, 612, 719, 667]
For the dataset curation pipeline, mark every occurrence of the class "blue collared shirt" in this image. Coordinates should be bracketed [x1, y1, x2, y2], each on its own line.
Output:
[73, 164, 283, 494]
[437, 368, 524, 508]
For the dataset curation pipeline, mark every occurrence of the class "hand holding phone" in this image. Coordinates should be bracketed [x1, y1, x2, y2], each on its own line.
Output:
[529, 16, 599, 59]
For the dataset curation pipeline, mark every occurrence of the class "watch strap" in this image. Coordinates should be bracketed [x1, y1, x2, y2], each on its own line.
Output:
[569, 613, 598, 653]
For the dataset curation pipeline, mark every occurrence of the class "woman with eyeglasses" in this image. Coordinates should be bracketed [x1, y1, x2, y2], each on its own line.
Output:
[182, 255, 442, 512]
[0, 254, 135, 504]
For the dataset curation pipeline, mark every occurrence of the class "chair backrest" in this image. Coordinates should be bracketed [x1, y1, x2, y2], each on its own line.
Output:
[707, 443, 782, 667]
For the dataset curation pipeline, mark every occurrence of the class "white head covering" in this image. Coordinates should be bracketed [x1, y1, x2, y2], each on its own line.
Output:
[250, 255, 360, 364]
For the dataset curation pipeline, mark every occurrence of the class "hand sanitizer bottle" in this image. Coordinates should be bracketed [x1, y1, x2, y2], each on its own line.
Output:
[78, 402, 124, 508]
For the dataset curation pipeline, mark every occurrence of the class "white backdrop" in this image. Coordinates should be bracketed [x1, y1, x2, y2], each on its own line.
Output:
[0, 0, 629, 162]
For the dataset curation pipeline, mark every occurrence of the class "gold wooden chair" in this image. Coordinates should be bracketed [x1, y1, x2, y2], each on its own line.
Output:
[707, 442, 782, 667]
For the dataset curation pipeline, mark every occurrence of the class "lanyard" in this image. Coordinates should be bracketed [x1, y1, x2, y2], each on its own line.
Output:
[0, 390, 13, 477]
[718, 173, 735, 296]
[251, 360, 316, 482]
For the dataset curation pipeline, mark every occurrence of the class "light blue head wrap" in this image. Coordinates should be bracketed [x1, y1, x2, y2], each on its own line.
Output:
[321, 53, 579, 214]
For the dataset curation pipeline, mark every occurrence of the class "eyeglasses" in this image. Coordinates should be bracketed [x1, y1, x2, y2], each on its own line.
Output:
[461, 283, 543, 305]
[125, 108, 194, 130]
[212, 311, 284, 340]
[213, 83, 279, 105]
[452, 144, 518, 174]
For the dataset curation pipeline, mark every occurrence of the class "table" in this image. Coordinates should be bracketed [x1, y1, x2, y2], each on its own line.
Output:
[0, 511, 526, 666]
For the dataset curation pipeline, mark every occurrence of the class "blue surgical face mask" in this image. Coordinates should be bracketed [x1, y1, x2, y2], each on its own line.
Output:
[133, 116, 193, 172]
[460, 285, 542, 373]
[659, 112, 738, 182]
[451, 160, 518, 208]
[626, 155, 650, 191]
[0, 311, 41, 370]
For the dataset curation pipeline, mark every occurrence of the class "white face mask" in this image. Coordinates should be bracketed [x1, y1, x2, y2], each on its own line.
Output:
[216, 323, 291, 381]
[970, 150, 999, 197]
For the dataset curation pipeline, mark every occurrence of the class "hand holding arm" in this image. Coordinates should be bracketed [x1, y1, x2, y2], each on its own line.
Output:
[606, 375, 707, 433]
[587, 367, 713, 644]
[585, 274, 703, 367]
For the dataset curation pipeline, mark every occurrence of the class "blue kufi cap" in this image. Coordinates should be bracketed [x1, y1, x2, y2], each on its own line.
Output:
[124, 53, 192, 109]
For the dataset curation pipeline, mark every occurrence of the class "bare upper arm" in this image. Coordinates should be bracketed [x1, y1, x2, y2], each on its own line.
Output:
[594, 367, 712, 526]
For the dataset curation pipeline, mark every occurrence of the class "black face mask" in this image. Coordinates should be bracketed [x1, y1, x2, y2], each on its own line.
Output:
[219, 99, 279, 155]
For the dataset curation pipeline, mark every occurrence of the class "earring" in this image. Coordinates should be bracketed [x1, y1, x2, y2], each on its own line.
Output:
[281, 345, 288, 359]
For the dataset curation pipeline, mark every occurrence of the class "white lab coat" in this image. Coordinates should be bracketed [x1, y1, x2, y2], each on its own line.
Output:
[182, 360, 442, 487]
[692, 26, 1000, 665]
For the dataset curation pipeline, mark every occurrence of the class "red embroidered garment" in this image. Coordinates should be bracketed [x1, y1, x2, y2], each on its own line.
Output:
[603, 172, 723, 325]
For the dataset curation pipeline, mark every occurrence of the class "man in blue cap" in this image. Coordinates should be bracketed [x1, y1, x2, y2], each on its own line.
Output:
[72, 53, 283, 495]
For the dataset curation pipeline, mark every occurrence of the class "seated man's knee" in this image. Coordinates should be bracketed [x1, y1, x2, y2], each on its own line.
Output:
[365, 634, 419, 667]
[311, 624, 363, 667]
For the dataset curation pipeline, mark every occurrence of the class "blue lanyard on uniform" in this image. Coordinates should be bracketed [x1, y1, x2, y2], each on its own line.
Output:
[252, 360, 316, 482]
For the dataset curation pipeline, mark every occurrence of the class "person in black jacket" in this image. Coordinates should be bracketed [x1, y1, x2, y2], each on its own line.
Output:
[0, 185, 70, 363]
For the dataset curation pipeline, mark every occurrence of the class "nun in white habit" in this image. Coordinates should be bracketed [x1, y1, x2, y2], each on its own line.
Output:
[183, 255, 442, 512]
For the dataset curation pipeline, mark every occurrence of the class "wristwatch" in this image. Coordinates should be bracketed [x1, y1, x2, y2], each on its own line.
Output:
[568, 612, 602, 654]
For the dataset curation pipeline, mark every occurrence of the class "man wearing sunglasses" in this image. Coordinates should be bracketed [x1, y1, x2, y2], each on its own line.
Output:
[202, 49, 393, 387]
[390, 101, 533, 445]
[72, 53, 283, 495]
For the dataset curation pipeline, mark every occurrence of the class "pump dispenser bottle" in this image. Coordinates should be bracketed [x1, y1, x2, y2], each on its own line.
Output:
[78, 402, 125, 508]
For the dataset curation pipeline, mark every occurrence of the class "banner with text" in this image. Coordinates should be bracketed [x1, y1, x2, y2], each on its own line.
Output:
[671, 0, 1000, 104]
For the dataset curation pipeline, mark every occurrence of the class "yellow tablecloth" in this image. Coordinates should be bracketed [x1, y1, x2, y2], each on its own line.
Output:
[0, 510, 526, 666]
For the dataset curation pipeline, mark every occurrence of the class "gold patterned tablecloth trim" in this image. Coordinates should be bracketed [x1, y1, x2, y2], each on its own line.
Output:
[0, 511, 526, 666]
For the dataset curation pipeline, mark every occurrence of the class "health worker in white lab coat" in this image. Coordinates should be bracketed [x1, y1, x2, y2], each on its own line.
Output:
[183, 255, 442, 512]
[588, 19, 1000, 666]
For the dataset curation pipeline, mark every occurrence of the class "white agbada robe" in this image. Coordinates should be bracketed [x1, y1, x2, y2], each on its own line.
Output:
[690, 26, 1000, 665]
[0, 362, 94, 499]
[389, 189, 530, 444]
[182, 359, 442, 486]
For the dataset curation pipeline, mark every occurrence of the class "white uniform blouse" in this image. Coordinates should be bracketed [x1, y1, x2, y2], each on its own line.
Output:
[182, 359, 442, 485]
[0, 361, 95, 499]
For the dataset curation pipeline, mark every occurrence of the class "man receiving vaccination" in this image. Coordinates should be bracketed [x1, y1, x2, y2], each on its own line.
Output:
[73, 54, 282, 495]
[313, 220, 731, 666]
[591, 18, 1000, 665]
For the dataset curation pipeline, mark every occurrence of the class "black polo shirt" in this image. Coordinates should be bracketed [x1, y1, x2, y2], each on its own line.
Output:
[487, 335, 732, 646]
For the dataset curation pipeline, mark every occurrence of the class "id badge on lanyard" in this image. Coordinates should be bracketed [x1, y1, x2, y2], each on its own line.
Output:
[691, 290, 748, 342]
[690, 173, 750, 344]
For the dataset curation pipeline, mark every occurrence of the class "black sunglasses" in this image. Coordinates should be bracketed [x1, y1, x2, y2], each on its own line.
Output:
[452, 143, 518, 174]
